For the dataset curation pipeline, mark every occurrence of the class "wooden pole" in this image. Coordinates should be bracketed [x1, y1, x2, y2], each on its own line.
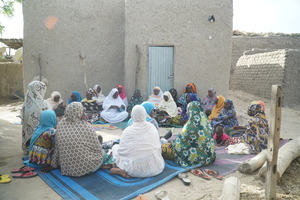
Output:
[238, 149, 268, 174]
[265, 85, 282, 199]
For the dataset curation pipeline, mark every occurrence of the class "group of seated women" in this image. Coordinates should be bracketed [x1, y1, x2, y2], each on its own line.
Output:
[21, 80, 270, 179]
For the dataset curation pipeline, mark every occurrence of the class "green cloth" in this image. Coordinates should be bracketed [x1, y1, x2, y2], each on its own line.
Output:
[172, 101, 216, 167]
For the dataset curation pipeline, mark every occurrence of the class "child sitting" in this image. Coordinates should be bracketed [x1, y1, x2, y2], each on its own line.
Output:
[213, 126, 230, 146]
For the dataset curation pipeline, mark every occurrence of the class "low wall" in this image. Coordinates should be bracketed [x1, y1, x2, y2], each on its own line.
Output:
[0, 63, 24, 99]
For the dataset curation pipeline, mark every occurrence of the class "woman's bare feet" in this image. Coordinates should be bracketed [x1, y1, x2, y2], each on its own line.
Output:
[110, 168, 130, 178]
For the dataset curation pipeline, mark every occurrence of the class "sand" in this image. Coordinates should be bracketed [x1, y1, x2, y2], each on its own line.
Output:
[0, 90, 299, 200]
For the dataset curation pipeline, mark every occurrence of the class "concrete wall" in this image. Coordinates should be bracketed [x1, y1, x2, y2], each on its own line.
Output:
[23, 0, 125, 102]
[230, 49, 300, 108]
[0, 63, 23, 98]
[231, 36, 300, 74]
[124, 0, 233, 99]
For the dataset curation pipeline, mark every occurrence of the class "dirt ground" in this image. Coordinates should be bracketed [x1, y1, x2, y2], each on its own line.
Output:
[0, 90, 299, 200]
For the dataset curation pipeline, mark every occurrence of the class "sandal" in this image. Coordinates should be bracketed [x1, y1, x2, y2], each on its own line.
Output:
[12, 171, 38, 178]
[178, 173, 191, 186]
[0, 174, 10, 179]
[0, 175, 11, 184]
[155, 190, 170, 200]
[204, 169, 223, 180]
[191, 168, 211, 180]
[11, 166, 36, 173]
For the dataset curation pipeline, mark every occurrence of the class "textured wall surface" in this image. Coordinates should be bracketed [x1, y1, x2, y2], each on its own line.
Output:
[230, 49, 300, 107]
[0, 63, 23, 98]
[23, 0, 125, 102]
[124, 0, 233, 99]
[231, 36, 300, 74]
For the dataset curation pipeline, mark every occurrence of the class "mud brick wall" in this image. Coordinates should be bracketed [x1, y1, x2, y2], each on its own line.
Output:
[0, 63, 23, 98]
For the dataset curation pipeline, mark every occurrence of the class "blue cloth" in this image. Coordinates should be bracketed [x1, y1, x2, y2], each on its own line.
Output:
[127, 102, 156, 127]
[68, 91, 82, 104]
[181, 93, 199, 120]
[211, 99, 239, 128]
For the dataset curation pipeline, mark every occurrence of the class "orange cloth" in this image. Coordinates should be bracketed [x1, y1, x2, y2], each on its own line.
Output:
[208, 95, 225, 121]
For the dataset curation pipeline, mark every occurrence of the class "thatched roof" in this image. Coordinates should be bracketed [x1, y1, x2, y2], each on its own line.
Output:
[0, 38, 23, 50]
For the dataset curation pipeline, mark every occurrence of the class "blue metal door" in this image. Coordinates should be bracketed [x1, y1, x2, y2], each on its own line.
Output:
[148, 46, 174, 95]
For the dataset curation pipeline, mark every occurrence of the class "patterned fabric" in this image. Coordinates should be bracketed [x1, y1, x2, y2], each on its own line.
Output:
[208, 95, 225, 121]
[22, 81, 51, 153]
[172, 101, 216, 167]
[28, 110, 57, 166]
[68, 91, 82, 104]
[201, 88, 218, 111]
[46, 91, 63, 110]
[127, 89, 144, 113]
[161, 143, 175, 160]
[211, 99, 239, 128]
[51, 102, 104, 177]
[239, 101, 270, 154]
[147, 86, 163, 107]
[181, 93, 199, 121]
[81, 99, 99, 112]
[177, 84, 199, 107]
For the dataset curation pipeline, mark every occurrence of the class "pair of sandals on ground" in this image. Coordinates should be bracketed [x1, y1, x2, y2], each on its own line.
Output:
[0, 166, 37, 184]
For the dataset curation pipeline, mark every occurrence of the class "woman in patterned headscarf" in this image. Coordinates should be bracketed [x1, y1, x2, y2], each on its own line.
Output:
[21, 81, 51, 154]
[177, 83, 199, 107]
[92, 84, 106, 106]
[225, 101, 269, 154]
[201, 88, 218, 111]
[51, 102, 108, 177]
[162, 101, 216, 166]
[127, 89, 144, 114]
[211, 99, 239, 129]
[147, 86, 164, 107]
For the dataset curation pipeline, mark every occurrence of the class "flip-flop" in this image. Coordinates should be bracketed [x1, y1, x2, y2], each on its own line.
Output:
[155, 190, 170, 200]
[0, 176, 11, 184]
[0, 174, 10, 179]
[11, 166, 36, 173]
[178, 173, 191, 186]
[191, 168, 211, 180]
[12, 171, 38, 178]
[204, 169, 223, 180]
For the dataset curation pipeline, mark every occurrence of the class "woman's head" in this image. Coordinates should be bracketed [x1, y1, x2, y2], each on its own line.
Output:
[153, 87, 160, 95]
[224, 99, 234, 110]
[134, 89, 141, 97]
[93, 84, 102, 94]
[208, 88, 216, 97]
[71, 93, 77, 101]
[117, 86, 122, 94]
[169, 88, 177, 99]
[184, 83, 197, 93]
[186, 93, 198, 104]
[39, 110, 57, 128]
[247, 101, 263, 116]
[141, 102, 155, 117]
[163, 91, 173, 102]
[28, 80, 47, 100]
[65, 102, 84, 121]
[86, 91, 93, 100]
[51, 91, 61, 102]
[131, 105, 147, 122]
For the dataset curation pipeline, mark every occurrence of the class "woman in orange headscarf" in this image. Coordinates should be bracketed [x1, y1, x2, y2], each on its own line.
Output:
[177, 83, 199, 107]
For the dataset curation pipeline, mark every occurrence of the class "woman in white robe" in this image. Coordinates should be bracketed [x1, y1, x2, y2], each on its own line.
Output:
[111, 105, 165, 178]
[100, 88, 128, 123]
[46, 91, 63, 110]
[92, 84, 105, 105]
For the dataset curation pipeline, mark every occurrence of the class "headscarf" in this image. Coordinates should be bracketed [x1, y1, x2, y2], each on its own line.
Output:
[258, 101, 266, 112]
[81, 89, 96, 103]
[172, 101, 215, 167]
[29, 110, 56, 152]
[212, 98, 239, 128]
[51, 102, 104, 177]
[102, 88, 126, 111]
[182, 93, 199, 120]
[208, 95, 225, 121]
[158, 91, 178, 117]
[201, 88, 218, 111]
[68, 91, 82, 104]
[141, 102, 155, 116]
[127, 89, 144, 112]
[131, 105, 148, 123]
[183, 83, 197, 93]
[169, 88, 178, 102]
[116, 84, 127, 100]
[47, 91, 63, 110]
[247, 101, 264, 116]
[224, 99, 234, 110]
[92, 84, 106, 104]
[154, 86, 164, 98]
[22, 80, 51, 153]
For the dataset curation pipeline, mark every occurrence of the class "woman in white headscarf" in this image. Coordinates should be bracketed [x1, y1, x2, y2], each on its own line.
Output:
[92, 84, 105, 106]
[111, 105, 165, 177]
[100, 88, 128, 123]
[155, 91, 179, 124]
[147, 86, 163, 107]
[46, 91, 63, 110]
[21, 80, 51, 154]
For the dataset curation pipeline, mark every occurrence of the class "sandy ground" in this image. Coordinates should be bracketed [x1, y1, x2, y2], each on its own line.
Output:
[0, 90, 299, 200]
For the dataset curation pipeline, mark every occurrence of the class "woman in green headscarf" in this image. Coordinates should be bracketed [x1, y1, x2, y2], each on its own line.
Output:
[162, 101, 216, 167]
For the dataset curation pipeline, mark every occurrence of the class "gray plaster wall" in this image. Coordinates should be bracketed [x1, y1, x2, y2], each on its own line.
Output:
[124, 0, 233, 99]
[231, 36, 300, 74]
[23, 0, 125, 102]
[0, 63, 23, 98]
[230, 49, 300, 108]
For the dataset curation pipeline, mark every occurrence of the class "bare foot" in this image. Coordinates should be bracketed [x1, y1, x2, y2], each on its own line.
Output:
[110, 168, 130, 178]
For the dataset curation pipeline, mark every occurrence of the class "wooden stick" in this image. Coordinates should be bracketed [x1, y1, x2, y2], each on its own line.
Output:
[265, 85, 282, 199]
[220, 177, 241, 200]
[238, 149, 268, 174]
